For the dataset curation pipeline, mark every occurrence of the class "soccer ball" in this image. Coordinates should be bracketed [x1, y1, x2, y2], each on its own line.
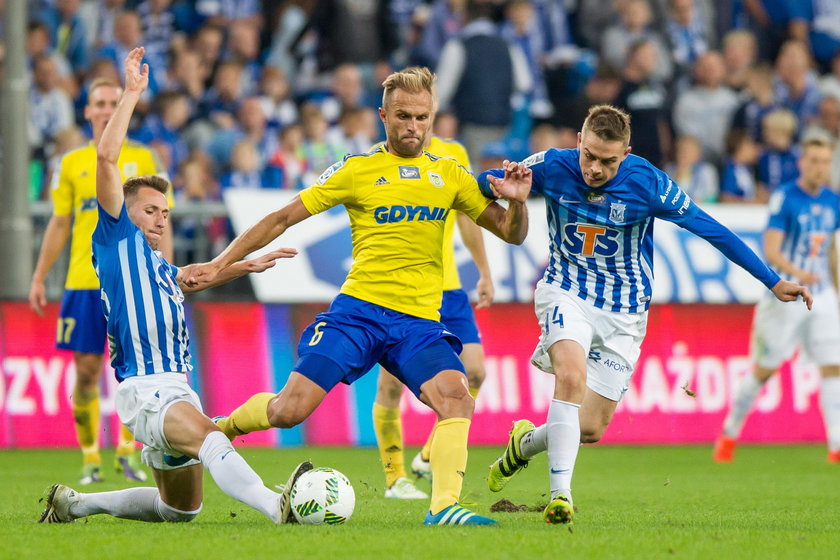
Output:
[290, 467, 355, 525]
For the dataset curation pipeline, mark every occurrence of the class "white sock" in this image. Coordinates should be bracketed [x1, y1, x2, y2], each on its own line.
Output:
[723, 374, 763, 438]
[198, 431, 279, 521]
[72, 487, 164, 521]
[520, 424, 548, 458]
[819, 377, 840, 452]
[546, 399, 580, 504]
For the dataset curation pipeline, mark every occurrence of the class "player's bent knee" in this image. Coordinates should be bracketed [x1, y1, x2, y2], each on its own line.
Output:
[267, 405, 306, 429]
[158, 498, 202, 522]
[580, 425, 606, 444]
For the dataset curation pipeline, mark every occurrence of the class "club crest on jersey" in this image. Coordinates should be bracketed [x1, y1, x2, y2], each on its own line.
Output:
[609, 202, 626, 223]
[428, 172, 444, 187]
[586, 190, 606, 203]
[399, 166, 420, 179]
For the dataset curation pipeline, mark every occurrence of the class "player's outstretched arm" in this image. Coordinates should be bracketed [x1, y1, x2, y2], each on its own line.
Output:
[96, 47, 148, 218]
[184, 196, 312, 286]
[177, 248, 298, 294]
[456, 212, 494, 308]
[475, 160, 531, 245]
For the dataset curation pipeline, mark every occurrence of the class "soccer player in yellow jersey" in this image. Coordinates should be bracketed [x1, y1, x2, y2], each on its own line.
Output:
[190, 66, 531, 525]
[28, 78, 172, 485]
[373, 135, 495, 499]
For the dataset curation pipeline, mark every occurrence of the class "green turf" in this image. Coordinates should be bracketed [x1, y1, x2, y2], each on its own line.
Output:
[2, 444, 839, 559]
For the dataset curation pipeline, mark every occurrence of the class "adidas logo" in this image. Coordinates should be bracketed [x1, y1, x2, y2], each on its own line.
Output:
[374, 176, 389, 185]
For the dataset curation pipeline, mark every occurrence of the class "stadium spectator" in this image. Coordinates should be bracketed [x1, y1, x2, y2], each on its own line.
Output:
[721, 29, 758, 94]
[615, 39, 670, 167]
[26, 20, 77, 98]
[298, 102, 345, 186]
[672, 51, 740, 164]
[137, 0, 178, 71]
[133, 90, 191, 178]
[35, 0, 90, 76]
[741, 0, 796, 62]
[28, 55, 75, 159]
[220, 140, 279, 191]
[327, 107, 379, 156]
[663, 0, 710, 90]
[803, 95, 840, 191]
[714, 137, 840, 466]
[265, 0, 311, 86]
[600, 0, 673, 83]
[410, 0, 467, 69]
[665, 135, 719, 203]
[436, 0, 532, 170]
[316, 63, 375, 125]
[267, 123, 307, 190]
[758, 107, 800, 196]
[196, 0, 262, 27]
[574, 0, 622, 51]
[192, 24, 225, 78]
[730, 64, 778, 142]
[258, 66, 298, 130]
[773, 40, 823, 133]
[199, 60, 244, 127]
[225, 19, 263, 96]
[84, 0, 126, 51]
[720, 128, 761, 203]
[500, 0, 553, 119]
[554, 63, 622, 131]
[819, 50, 840, 99]
[97, 11, 161, 94]
[788, 0, 840, 72]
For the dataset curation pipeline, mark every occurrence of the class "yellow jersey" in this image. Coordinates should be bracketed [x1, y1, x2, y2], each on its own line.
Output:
[299, 145, 492, 321]
[50, 140, 168, 290]
[427, 137, 472, 291]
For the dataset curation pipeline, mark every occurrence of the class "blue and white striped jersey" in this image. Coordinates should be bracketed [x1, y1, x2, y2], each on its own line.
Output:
[767, 181, 840, 293]
[479, 148, 780, 312]
[92, 204, 191, 381]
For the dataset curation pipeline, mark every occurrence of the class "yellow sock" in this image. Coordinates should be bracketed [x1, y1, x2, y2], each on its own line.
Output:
[429, 417, 470, 515]
[421, 389, 478, 462]
[116, 423, 136, 457]
[217, 392, 275, 440]
[73, 387, 101, 465]
[373, 403, 406, 487]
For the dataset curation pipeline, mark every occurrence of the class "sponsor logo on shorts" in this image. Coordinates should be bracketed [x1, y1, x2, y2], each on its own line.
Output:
[602, 359, 630, 373]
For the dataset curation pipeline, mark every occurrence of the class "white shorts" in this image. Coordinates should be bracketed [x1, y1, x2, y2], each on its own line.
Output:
[751, 287, 840, 369]
[116, 373, 203, 471]
[531, 280, 648, 401]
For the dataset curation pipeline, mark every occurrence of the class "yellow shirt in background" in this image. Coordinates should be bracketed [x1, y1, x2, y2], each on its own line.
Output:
[299, 145, 491, 321]
[50, 140, 169, 290]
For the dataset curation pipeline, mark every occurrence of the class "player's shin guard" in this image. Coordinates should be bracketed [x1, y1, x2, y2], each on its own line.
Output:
[217, 392, 275, 439]
[373, 403, 406, 487]
[429, 418, 470, 515]
[421, 388, 479, 464]
[72, 387, 101, 464]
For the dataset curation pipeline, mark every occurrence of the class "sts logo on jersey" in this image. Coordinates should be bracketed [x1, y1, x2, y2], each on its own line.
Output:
[562, 223, 620, 257]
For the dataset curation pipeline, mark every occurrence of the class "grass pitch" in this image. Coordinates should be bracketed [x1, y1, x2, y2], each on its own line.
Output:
[2, 444, 838, 559]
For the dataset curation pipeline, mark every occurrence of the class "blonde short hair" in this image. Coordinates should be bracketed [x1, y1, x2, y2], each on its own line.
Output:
[581, 104, 632, 146]
[381, 66, 436, 108]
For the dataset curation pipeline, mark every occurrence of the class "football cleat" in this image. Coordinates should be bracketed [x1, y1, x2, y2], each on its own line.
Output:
[410, 452, 432, 482]
[115, 453, 148, 482]
[38, 484, 80, 523]
[543, 494, 574, 525]
[488, 419, 535, 492]
[79, 463, 103, 485]
[713, 435, 736, 463]
[384, 477, 428, 499]
[828, 450, 840, 464]
[423, 504, 497, 526]
[276, 461, 313, 524]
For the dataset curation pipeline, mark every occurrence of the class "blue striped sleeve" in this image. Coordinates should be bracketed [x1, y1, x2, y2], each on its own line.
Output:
[681, 208, 781, 290]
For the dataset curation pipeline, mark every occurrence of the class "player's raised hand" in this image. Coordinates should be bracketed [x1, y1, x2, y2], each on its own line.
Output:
[241, 248, 298, 273]
[124, 47, 149, 95]
[488, 160, 532, 203]
[771, 279, 813, 310]
[28, 280, 47, 316]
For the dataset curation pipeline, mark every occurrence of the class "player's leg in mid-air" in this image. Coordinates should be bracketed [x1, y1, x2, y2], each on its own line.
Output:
[715, 291, 840, 463]
[373, 289, 487, 495]
[488, 283, 646, 525]
[40, 375, 307, 524]
[59, 289, 146, 484]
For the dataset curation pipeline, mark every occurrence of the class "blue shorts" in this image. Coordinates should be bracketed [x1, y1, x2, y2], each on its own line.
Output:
[57, 289, 107, 354]
[440, 289, 481, 345]
[295, 294, 465, 397]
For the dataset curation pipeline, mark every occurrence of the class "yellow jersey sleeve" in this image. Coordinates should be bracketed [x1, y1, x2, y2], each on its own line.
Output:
[50, 149, 78, 217]
[299, 158, 355, 215]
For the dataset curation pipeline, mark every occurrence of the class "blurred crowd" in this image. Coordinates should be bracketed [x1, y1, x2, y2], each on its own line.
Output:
[4, 0, 840, 212]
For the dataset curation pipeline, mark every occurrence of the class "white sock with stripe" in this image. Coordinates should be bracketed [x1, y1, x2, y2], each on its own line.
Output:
[723, 374, 763, 438]
[819, 377, 840, 452]
[520, 424, 548, 458]
[546, 399, 580, 503]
